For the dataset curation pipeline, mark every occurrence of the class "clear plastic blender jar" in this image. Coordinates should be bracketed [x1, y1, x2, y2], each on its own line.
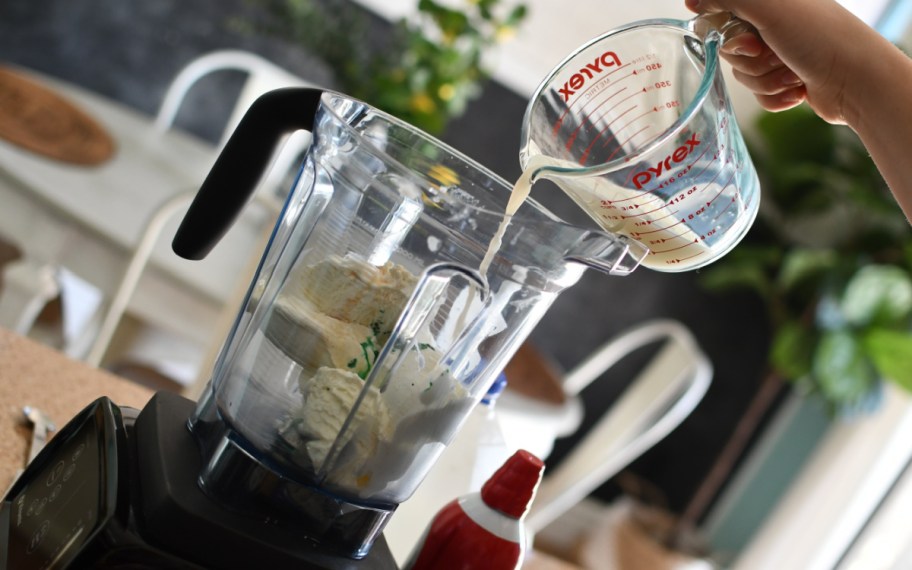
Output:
[172, 89, 646, 558]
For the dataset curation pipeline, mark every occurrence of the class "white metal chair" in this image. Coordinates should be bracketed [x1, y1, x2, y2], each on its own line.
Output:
[154, 49, 312, 197]
[385, 319, 712, 564]
[0, 259, 59, 335]
[85, 50, 307, 368]
[524, 319, 713, 532]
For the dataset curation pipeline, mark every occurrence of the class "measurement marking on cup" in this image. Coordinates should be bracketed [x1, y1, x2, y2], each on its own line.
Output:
[707, 169, 737, 206]
[632, 213, 682, 236]
[652, 239, 699, 254]
[711, 175, 754, 224]
[671, 250, 708, 264]
[565, 114, 596, 151]
[585, 85, 628, 117]
[560, 67, 675, 159]
[610, 124, 650, 159]
[577, 101, 634, 148]
[647, 227, 695, 246]
[688, 129, 719, 170]
[578, 104, 636, 163]
[566, 87, 629, 150]
[622, 200, 668, 219]
[611, 107, 657, 143]
[552, 63, 632, 134]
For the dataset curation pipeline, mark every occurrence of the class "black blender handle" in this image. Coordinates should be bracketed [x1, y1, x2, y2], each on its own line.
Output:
[172, 87, 324, 260]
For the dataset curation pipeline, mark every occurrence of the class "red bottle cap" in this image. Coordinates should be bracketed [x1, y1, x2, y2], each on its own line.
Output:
[480, 450, 544, 518]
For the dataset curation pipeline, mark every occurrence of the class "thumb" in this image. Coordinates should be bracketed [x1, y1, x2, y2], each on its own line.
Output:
[684, 0, 734, 14]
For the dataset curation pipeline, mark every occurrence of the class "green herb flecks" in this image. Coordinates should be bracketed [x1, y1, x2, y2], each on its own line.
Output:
[356, 336, 380, 380]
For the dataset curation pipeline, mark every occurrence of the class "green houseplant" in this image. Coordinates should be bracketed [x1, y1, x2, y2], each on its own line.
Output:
[700, 104, 912, 415]
[243, 0, 527, 134]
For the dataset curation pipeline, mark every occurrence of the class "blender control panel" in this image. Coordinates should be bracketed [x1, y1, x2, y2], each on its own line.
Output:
[2, 399, 113, 570]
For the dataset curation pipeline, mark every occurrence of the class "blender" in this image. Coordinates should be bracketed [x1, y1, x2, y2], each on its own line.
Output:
[1, 88, 646, 568]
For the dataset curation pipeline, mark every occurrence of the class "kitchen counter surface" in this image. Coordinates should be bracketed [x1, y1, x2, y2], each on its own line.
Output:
[0, 327, 154, 489]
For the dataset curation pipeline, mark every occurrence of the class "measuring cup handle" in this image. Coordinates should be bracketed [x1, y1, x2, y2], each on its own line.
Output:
[172, 87, 323, 260]
[692, 12, 758, 44]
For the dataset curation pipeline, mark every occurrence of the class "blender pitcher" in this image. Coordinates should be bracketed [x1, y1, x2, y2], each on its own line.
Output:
[171, 88, 647, 558]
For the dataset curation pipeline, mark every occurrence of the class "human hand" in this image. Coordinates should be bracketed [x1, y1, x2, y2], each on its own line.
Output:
[685, 0, 879, 126]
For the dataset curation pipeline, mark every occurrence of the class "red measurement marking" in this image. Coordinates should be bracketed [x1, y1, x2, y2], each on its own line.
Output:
[633, 213, 680, 235]
[622, 200, 669, 219]
[695, 161, 724, 196]
[610, 107, 656, 143]
[552, 63, 632, 135]
[710, 174, 754, 223]
[688, 128, 718, 169]
[669, 227, 695, 240]
[565, 115, 594, 151]
[707, 168, 737, 206]
[578, 105, 636, 164]
[651, 240, 698, 254]
[614, 124, 651, 152]
[566, 87, 629, 151]
[603, 190, 649, 206]
[581, 85, 629, 119]
[677, 250, 706, 262]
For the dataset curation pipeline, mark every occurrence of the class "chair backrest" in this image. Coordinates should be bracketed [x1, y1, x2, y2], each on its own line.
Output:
[155, 50, 307, 142]
[525, 319, 713, 532]
[154, 50, 312, 195]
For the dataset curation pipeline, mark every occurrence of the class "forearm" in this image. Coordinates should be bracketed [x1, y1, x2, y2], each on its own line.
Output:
[728, 0, 912, 220]
[845, 42, 912, 221]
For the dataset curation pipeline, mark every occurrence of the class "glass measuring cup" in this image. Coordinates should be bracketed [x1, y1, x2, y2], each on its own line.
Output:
[521, 14, 760, 272]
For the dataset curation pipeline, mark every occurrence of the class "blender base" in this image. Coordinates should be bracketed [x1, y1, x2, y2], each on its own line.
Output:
[134, 392, 399, 568]
[1, 392, 398, 569]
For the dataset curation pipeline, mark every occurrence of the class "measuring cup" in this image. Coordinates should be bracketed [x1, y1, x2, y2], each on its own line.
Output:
[521, 13, 760, 272]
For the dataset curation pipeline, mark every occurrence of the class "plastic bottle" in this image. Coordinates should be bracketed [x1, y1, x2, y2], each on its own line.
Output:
[463, 372, 511, 490]
[405, 449, 545, 570]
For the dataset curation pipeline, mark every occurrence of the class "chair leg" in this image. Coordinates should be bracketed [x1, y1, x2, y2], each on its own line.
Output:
[0, 259, 61, 335]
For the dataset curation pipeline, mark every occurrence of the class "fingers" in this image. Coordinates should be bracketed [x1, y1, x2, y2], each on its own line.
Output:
[685, 0, 730, 15]
[755, 87, 807, 112]
[721, 31, 765, 57]
[716, 29, 807, 106]
[721, 50, 782, 76]
[731, 65, 803, 95]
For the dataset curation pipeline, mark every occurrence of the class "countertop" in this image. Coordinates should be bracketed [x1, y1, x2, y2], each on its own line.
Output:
[0, 326, 153, 488]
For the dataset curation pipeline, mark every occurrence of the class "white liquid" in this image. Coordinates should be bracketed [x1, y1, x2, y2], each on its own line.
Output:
[478, 156, 546, 276]
[555, 176, 715, 271]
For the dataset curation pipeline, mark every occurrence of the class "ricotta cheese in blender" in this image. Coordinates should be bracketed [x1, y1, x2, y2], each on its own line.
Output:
[274, 254, 421, 489]
[294, 366, 394, 475]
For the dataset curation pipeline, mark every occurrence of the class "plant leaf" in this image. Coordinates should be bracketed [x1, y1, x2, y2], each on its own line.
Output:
[697, 245, 780, 296]
[813, 330, 877, 405]
[755, 105, 836, 165]
[840, 265, 912, 327]
[771, 320, 815, 380]
[777, 248, 838, 292]
[698, 262, 771, 297]
[861, 328, 912, 392]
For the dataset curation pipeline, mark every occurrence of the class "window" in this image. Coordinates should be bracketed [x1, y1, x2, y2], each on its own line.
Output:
[838, 0, 912, 41]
